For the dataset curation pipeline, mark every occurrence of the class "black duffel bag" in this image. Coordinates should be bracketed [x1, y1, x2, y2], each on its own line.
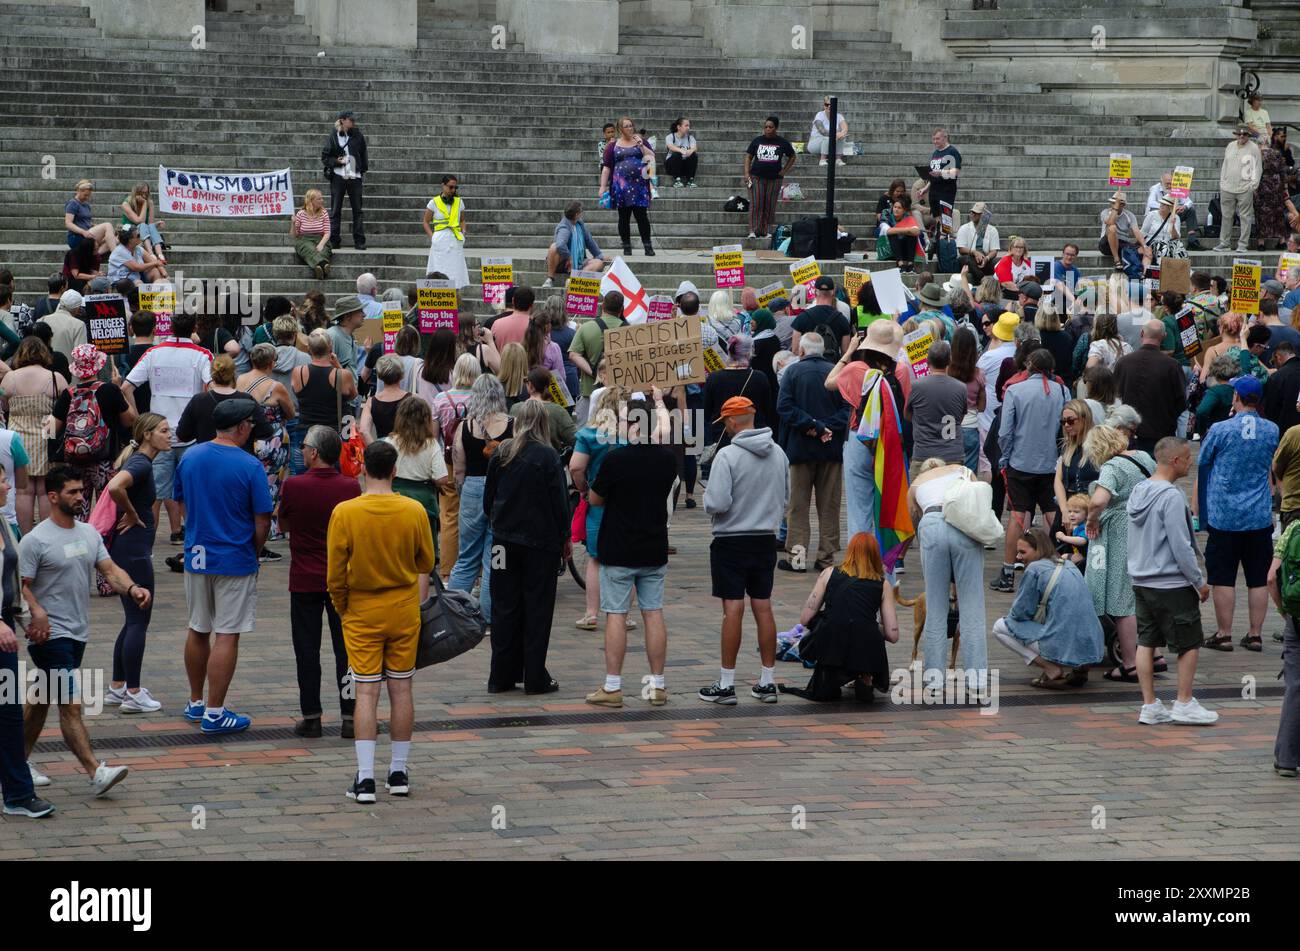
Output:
[416, 573, 488, 668]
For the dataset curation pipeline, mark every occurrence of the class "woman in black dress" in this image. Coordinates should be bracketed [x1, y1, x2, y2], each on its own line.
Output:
[782, 532, 900, 701]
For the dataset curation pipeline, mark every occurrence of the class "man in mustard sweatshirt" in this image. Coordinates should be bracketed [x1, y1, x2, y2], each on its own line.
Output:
[328, 441, 435, 804]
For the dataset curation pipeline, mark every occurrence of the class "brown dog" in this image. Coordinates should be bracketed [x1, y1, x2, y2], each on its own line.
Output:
[894, 586, 960, 668]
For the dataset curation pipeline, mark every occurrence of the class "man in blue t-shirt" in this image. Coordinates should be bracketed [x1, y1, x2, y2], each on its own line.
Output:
[174, 399, 273, 735]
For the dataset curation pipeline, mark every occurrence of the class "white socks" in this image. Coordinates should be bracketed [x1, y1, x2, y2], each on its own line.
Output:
[651, 674, 665, 690]
[356, 739, 376, 781]
[605, 675, 621, 692]
[390, 741, 410, 775]
[719, 668, 735, 689]
[759, 666, 775, 687]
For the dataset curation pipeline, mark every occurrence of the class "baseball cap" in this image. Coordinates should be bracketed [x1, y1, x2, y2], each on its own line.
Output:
[813, 275, 835, 292]
[59, 289, 84, 311]
[212, 395, 275, 438]
[713, 395, 756, 423]
[1019, 281, 1043, 301]
[1263, 279, 1284, 296]
[338, 110, 355, 120]
[1232, 375, 1264, 403]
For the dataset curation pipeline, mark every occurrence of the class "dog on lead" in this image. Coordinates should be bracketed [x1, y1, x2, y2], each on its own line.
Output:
[894, 586, 960, 669]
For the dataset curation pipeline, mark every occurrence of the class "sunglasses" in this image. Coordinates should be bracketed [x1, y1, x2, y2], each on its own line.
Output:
[1061, 416, 1079, 424]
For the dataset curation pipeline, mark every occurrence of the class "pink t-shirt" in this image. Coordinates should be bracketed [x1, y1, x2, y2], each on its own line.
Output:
[491, 312, 531, 350]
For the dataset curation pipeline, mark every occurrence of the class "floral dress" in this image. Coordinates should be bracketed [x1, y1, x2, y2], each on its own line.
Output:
[243, 376, 288, 538]
[603, 143, 650, 209]
[1256, 147, 1289, 246]
[1085, 450, 1155, 618]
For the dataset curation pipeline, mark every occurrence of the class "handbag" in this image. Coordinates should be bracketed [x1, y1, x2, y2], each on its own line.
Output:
[941, 469, 1005, 547]
[416, 572, 488, 668]
[337, 371, 365, 478]
[571, 496, 589, 543]
[88, 482, 119, 542]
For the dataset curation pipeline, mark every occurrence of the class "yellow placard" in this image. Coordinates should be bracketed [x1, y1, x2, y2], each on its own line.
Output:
[756, 282, 785, 308]
[546, 373, 574, 408]
[566, 276, 602, 297]
[1230, 260, 1261, 315]
[1169, 165, 1194, 199]
[382, 307, 404, 335]
[712, 251, 743, 270]
[790, 255, 820, 287]
[844, 267, 871, 306]
[1277, 253, 1300, 283]
[903, 329, 934, 376]
[1108, 152, 1132, 186]
[703, 345, 725, 373]
[481, 263, 514, 284]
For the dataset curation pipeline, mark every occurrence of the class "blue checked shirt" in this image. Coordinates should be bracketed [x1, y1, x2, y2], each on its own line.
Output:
[1199, 410, 1279, 532]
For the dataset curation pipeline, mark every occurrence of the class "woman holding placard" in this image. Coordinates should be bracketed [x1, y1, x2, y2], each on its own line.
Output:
[423, 175, 470, 289]
[291, 188, 332, 280]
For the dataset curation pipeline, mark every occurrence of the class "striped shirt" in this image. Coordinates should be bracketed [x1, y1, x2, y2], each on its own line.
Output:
[293, 209, 328, 236]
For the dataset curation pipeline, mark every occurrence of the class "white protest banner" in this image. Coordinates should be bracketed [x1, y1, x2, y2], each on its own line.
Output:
[158, 165, 292, 218]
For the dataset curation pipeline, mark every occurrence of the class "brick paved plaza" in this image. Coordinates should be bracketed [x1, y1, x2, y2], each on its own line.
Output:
[5, 462, 1297, 862]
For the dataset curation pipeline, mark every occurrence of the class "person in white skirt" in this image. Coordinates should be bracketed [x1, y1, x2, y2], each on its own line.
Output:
[422, 175, 469, 289]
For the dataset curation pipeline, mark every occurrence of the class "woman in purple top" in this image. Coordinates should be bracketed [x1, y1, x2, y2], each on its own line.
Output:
[63, 180, 119, 255]
[599, 116, 655, 257]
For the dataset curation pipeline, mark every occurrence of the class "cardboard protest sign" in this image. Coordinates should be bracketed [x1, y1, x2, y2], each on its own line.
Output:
[1169, 166, 1194, 200]
[480, 257, 513, 307]
[1108, 153, 1132, 187]
[417, 280, 458, 332]
[713, 244, 745, 289]
[789, 255, 820, 292]
[1231, 259, 1262, 315]
[647, 295, 674, 320]
[84, 294, 128, 355]
[603, 316, 706, 391]
[1159, 257, 1191, 294]
[158, 165, 292, 217]
[565, 273, 602, 318]
[903, 328, 934, 378]
[382, 305, 404, 353]
[138, 283, 175, 336]
[843, 267, 870, 307]
[756, 282, 785, 308]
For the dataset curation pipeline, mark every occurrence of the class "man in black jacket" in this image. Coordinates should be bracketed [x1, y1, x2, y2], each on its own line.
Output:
[1263, 342, 1300, 433]
[1113, 320, 1187, 455]
[776, 332, 849, 572]
[321, 111, 368, 250]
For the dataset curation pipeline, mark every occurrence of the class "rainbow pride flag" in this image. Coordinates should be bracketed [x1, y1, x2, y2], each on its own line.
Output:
[855, 367, 914, 571]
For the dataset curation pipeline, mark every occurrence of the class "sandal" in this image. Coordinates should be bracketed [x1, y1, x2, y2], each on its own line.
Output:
[574, 614, 598, 631]
[1152, 655, 1168, 673]
[1032, 667, 1077, 690]
[1240, 634, 1263, 652]
[1103, 666, 1139, 683]
[1202, 633, 1234, 652]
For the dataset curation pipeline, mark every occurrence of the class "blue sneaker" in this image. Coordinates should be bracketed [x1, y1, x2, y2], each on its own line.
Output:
[183, 700, 205, 723]
[201, 710, 251, 734]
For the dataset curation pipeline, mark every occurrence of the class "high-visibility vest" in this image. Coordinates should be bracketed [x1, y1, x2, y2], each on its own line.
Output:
[432, 195, 463, 241]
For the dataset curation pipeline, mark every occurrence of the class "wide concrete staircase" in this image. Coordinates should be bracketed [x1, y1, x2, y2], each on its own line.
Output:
[0, 0, 1260, 313]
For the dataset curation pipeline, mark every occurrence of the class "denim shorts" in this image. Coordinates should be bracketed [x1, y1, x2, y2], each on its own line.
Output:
[599, 563, 666, 614]
[152, 444, 189, 502]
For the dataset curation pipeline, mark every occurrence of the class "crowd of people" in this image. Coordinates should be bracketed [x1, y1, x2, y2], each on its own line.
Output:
[5, 105, 1300, 819]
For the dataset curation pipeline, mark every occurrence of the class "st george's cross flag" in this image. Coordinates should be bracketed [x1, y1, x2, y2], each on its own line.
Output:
[600, 257, 649, 324]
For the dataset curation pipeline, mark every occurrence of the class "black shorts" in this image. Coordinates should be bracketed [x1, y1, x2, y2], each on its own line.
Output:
[1005, 467, 1058, 518]
[710, 534, 777, 601]
[1204, 526, 1273, 588]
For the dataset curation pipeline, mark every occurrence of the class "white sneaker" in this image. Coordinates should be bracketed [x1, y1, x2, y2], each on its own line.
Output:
[836, 158, 845, 166]
[1138, 700, 1172, 725]
[746, 232, 758, 239]
[104, 685, 127, 706]
[28, 762, 51, 787]
[120, 687, 163, 714]
[90, 762, 128, 798]
[1171, 698, 1219, 725]
[819, 159, 828, 166]
[541, 277, 553, 288]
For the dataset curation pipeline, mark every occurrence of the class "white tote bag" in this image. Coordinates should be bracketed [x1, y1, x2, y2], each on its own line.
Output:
[942, 470, 1004, 547]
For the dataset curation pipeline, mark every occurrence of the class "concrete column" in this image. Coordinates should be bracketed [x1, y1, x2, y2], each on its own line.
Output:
[696, 0, 814, 59]
[296, 0, 419, 48]
[512, 0, 617, 54]
[876, 0, 964, 61]
[87, 0, 206, 40]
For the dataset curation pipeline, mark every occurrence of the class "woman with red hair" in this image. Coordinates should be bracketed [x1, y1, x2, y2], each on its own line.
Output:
[784, 531, 900, 701]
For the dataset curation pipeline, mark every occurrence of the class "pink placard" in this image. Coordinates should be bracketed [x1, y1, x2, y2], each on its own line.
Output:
[715, 265, 745, 289]
[647, 297, 674, 320]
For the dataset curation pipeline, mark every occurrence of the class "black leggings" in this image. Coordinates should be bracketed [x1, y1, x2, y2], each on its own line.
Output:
[110, 527, 155, 689]
[617, 205, 652, 247]
[665, 152, 698, 181]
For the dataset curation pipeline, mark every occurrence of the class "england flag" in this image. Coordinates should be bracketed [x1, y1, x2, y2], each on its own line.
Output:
[600, 257, 649, 324]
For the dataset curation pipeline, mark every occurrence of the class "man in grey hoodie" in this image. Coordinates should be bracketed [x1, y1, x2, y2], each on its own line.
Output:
[1127, 436, 1217, 726]
[699, 397, 790, 705]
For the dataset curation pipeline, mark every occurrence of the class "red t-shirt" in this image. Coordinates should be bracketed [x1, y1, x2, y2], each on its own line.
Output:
[491, 311, 532, 350]
[994, 254, 1033, 286]
[279, 467, 361, 592]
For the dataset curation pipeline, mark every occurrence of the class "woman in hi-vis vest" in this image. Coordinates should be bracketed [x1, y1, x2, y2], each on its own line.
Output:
[422, 175, 470, 288]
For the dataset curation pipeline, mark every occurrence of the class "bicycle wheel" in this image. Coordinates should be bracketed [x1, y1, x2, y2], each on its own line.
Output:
[568, 542, 587, 589]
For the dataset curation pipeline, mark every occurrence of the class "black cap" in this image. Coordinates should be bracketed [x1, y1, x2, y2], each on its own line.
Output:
[337, 110, 354, 120]
[813, 275, 835, 292]
[1018, 281, 1042, 301]
[213, 395, 273, 440]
